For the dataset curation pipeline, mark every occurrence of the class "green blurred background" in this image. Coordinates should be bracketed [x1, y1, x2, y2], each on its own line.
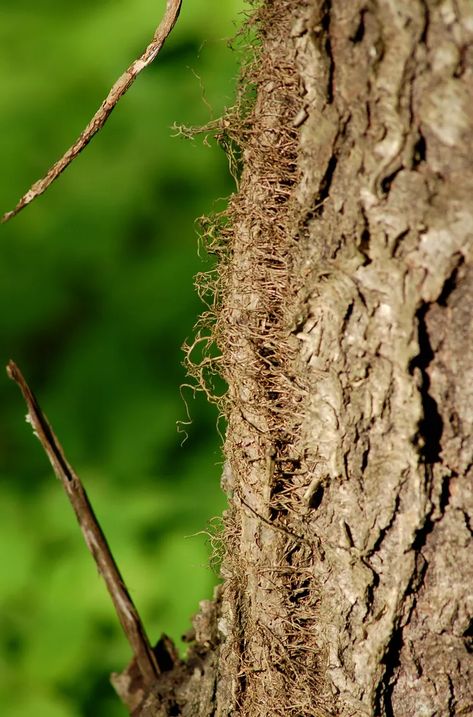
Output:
[0, 1, 245, 714]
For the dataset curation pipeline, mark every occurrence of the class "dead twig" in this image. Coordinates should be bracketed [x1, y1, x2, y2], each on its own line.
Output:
[6, 360, 159, 687]
[1, 0, 182, 223]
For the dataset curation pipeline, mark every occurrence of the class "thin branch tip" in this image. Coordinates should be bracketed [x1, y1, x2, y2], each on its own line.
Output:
[7, 360, 19, 382]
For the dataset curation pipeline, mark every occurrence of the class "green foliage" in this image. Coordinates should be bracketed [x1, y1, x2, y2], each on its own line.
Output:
[0, 1, 245, 714]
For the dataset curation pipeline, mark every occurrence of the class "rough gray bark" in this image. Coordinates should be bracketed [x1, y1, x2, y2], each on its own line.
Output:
[122, 1, 473, 715]
[291, 1, 473, 714]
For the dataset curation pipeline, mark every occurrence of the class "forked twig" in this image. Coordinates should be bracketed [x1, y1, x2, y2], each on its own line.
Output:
[6, 360, 159, 686]
[1, 0, 182, 224]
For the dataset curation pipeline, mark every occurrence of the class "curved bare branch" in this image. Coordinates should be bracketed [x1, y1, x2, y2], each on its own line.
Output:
[2, 0, 182, 223]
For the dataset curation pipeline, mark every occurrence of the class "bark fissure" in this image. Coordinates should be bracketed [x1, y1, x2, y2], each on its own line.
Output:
[410, 303, 443, 464]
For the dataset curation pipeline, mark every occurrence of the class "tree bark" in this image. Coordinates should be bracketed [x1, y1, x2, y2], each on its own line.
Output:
[128, 1, 473, 715]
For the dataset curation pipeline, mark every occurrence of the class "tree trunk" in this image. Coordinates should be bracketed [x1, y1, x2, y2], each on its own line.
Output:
[129, 1, 473, 715]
